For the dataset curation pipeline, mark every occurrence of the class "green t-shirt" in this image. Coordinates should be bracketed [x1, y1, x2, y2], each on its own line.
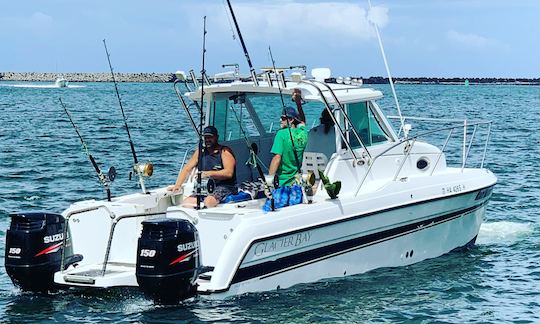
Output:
[271, 125, 308, 186]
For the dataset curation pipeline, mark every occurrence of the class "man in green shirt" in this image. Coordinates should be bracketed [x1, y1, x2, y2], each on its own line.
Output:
[269, 89, 308, 186]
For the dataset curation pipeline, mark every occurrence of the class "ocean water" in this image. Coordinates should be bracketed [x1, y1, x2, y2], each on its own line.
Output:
[0, 81, 539, 323]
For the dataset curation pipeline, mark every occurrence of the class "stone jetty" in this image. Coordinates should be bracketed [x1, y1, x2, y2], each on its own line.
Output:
[0, 72, 176, 83]
[1, 72, 539, 85]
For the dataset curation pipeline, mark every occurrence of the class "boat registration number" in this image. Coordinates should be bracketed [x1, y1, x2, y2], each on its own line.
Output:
[442, 184, 465, 195]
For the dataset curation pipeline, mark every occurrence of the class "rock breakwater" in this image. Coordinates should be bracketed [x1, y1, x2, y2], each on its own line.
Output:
[0, 72, 175, 83]
[1, 72, 539, 85]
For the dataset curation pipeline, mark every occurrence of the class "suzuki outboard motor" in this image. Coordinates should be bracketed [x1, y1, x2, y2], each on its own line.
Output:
[136, 218, 201, 304]
[5, 212, 76, 292]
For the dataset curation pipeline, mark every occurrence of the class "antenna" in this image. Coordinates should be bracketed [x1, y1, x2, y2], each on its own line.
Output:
[367, 0, 405, 137]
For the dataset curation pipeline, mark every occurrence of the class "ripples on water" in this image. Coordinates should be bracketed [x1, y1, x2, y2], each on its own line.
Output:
[0, 81, 539, 322]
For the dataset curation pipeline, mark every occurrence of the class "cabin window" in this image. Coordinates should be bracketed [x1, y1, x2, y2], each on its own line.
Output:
[209, 96, 260, 142]
[344, 101, 390, 148]
[249, 94, 285, 134]
[249, 94, 326, 134]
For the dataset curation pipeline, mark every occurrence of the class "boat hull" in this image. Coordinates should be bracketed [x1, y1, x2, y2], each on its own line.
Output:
[204, 186, 491, 297]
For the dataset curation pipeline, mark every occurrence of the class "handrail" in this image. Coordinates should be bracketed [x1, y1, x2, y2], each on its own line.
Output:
[309, 79, 373, 162]
[481, 123, 492, 169]
[388, 115, 490, 124]
[388, 116, 491, 138]
[462, 120, 467, 169]
[180, 147, 195, 171]
[429, 129, 453, 176]
[174, 80, 200, 136]
[101, 210, 166, 275]
[393, 138, 417, 181]
[60, 205, 116, 272]
[60, 204, 193, 276]
[101, 208, 198, 275]
[354, 120, 492, 196]
[462, 123, 477, 172]
[298, 80, 359, 162]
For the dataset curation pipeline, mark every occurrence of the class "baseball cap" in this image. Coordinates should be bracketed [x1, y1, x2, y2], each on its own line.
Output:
[203, 125, 218, 136]
[281, 106, 299, 120]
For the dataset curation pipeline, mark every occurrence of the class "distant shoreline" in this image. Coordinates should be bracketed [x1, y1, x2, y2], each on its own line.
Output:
[1, 72, 539, 85]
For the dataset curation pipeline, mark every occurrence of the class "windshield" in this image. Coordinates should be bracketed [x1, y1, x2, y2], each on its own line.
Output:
[209, 93, 325, 140]
[343, 101, 392, 148]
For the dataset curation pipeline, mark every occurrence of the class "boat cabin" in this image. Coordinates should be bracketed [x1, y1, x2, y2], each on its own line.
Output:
[183, 80, 398, 188]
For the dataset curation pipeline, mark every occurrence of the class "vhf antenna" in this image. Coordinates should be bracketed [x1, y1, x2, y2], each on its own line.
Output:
[102, 39, 153, 194]
[195, 16, 208, 210]
[59, 98, 116, 201]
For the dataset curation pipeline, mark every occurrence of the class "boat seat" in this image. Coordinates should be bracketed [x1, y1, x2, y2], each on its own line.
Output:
[304, 124, 336, 166]
[302, 152, 328, 180]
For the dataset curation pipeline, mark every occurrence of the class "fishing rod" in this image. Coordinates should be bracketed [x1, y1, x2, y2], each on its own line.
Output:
[195, 16, 208, 210]
[268, 46, 302, 175]
[228, 96, 275, 211]
[102, 39, 153, 194]
[225, 0, 258, 86]
[58, 98, 116, 201]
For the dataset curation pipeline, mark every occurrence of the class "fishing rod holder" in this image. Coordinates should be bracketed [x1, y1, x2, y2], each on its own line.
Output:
[189, 70, 200, 88]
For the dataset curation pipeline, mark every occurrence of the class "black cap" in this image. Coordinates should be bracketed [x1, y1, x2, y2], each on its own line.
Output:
[203, 126, 218, 136]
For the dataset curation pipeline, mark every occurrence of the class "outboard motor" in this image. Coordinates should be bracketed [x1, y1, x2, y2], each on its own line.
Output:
[5, 212, 77, 292]
[136, 218, 201, 304]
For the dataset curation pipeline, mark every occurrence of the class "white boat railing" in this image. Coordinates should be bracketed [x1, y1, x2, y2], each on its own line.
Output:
[355, 118, 492, 196]
[60, 204, 194, 276]
[174, 80, 201, 136]
[299, 80, 374, 165]
[99, 208, 195, 275]
[389, 115, 493, 170]
[60, 205, 116, 272]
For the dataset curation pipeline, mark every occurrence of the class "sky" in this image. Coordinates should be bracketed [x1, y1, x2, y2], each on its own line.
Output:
[1, 0, 539, 78]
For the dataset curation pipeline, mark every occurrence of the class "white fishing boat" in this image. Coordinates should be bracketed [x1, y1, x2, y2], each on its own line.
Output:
[5, 3, 496, 304]
[55, 77, 68, 88]
[5, 67, 496, 301]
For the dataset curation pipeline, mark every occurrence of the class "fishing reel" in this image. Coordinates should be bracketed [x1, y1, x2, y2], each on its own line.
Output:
[195, 178, 215, 196]
[301, 171, 316, 204]
[264, 174, 280, 190]
[130, 162, 154, 180]
[99, 166, 117, 186]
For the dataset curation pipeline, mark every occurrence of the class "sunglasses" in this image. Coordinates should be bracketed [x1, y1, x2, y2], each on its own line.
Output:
[280, 115, 290, 121]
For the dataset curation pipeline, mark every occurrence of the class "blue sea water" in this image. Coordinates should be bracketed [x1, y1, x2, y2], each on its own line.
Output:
[0, 81, 538, 322]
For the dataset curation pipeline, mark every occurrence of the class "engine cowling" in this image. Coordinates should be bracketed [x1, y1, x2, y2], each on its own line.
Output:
[136, 218, 201, 304]
[5, 212, 75, 292]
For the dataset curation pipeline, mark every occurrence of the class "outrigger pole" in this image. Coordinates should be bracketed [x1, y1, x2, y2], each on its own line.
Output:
[196, 16, 208, 210]
[225, 0, 259, 86]
[102, 39, 152, 194]
[58, 98, 116, 201]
